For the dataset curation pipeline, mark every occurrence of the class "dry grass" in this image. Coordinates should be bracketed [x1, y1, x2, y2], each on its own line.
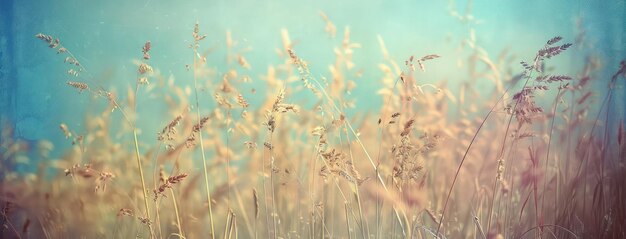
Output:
[1, 10, 625, 239]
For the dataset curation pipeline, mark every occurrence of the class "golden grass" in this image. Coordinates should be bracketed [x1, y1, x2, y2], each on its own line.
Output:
[1, 12, 625, 239]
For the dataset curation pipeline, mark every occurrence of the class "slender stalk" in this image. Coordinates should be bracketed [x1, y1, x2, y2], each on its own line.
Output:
[231, 213, 238, 239]
[45, 41, 155, 237]
[233, 187, 254, 238]
[0, 210, 21, 239]
[290, 50, 409, 235]
[486, 176, 499, 236]
[233, 217, 239, 239]
[309, 132, 322, 239]
[487, 79, 533, 234]
[133, 129, 154, 238]
[316, 146, 362, 237]
[473, 216, 487, 239]
[310, 74, 409, 234]
[542, 84, 563, 224]
[516, 224, 578, 239]
[189, 23, 216, 238]
[223, 211, 233, 239]
[343, 122, 369, 239]
[375, 165, 382, 239]
[269, 133, 279, 239]
[170, 188, 184, 238]
[261, 146, 272, 239]
[154, 199, 163, 239]
[436, 83, 514, 235]
[345, 203, 353, 239]
[193, 55, 216, 238]
[226, 109, 232, 208]
[575, 62, 625, 221]
[150, 142, 164, 239]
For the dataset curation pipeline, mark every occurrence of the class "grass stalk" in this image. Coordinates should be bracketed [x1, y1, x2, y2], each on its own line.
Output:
[232, 187, 254, 238]
[195, 70, 216, 239]
[169, 188, 184, 238]
[0, 209, 21, 239]
[133, 129, 155, 238]
[261, 147, 272, 239]
[542, 83, 564, 224]
[269, 133, 279, 238]
[223, 210, 233, 239]
[190, 33, 217, 238]
[343, 122, 369, 239]
[436, 82, 514, 235]
[345, 203, 353, 239]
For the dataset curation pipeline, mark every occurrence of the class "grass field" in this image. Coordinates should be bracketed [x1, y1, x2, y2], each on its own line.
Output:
[1, 10, 625, 239]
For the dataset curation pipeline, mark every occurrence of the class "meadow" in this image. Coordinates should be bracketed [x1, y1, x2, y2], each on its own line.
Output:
[1, 6, 625, 239]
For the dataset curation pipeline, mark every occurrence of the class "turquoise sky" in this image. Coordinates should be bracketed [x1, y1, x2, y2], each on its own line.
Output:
[1, 0, 624, 158]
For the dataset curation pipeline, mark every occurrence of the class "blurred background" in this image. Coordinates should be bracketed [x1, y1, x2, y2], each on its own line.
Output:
[1, 0, 624, 159]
